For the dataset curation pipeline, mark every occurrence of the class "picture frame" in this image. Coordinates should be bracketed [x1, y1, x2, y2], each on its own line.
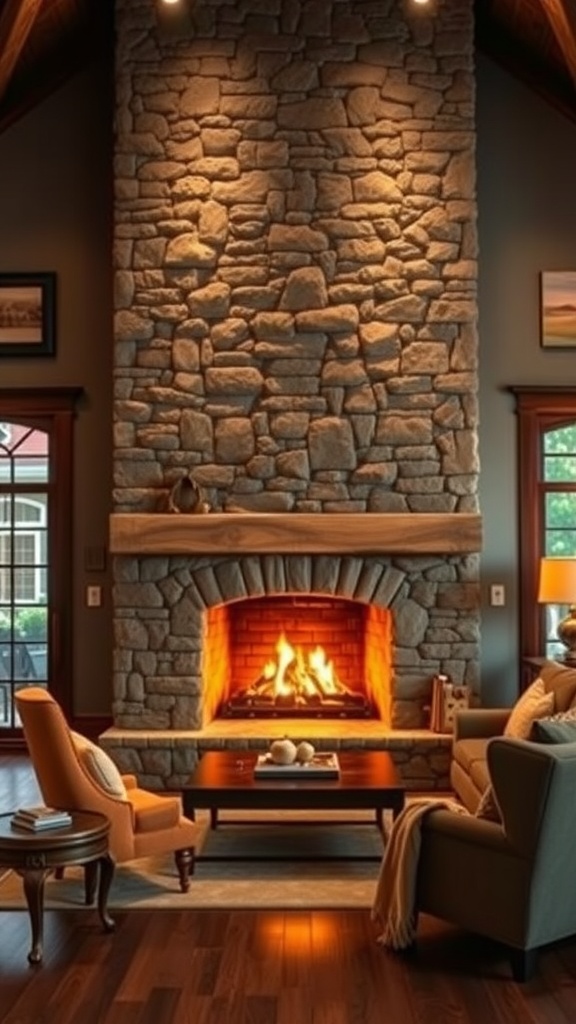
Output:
[0, 272, 56, 357]
[541, 271, 576, 349]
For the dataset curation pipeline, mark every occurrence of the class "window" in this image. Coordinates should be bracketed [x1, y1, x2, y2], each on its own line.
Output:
[512, 388, 576, 674]
[0, 389, 81, 733]
[0, 426, 49, 709]
[541, 424, 576, 658]
[0, 496, 47, 604]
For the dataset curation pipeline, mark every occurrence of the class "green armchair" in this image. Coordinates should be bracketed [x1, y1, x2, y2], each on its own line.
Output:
[416, 736, 576, 980]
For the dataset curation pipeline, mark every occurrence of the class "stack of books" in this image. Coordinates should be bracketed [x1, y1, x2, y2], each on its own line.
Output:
[10, 806, 73, 832]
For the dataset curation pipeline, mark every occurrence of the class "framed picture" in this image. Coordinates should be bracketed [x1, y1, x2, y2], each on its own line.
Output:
[541, 271, 576, 348]
[0, 272, 56, 356]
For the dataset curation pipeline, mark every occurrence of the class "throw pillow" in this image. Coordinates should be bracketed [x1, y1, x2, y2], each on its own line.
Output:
[475, 785, 501, 823]
[71, 731, 127, 798]
[503, 677, 555, 740]
[532, 706, 576, 744]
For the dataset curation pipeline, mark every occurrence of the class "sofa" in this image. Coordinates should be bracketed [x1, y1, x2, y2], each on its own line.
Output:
[451, 660, 576, 813]
[451, 707, 511, 812]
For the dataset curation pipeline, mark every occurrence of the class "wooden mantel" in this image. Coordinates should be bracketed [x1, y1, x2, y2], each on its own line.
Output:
[109, 512, 482, 556]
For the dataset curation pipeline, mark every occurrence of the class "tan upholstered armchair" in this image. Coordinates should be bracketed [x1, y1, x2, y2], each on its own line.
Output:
[15, 687, 197, 892]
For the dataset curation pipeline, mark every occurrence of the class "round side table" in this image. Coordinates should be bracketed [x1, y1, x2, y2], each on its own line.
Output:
[0, 810, 115, 964]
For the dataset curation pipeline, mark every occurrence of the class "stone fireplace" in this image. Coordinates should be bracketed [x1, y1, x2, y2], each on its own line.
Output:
[103, 0, 480, 790]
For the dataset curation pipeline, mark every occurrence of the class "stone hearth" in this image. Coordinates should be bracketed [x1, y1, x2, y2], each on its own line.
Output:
[100, 717, 452, 794]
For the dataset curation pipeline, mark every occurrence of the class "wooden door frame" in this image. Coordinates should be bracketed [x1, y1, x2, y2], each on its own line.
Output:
[510, 386, 576, 675]
[0, 387, 82, 730]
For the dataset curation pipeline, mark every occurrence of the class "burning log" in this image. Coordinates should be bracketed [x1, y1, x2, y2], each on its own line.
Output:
[222, 631, 373, 718]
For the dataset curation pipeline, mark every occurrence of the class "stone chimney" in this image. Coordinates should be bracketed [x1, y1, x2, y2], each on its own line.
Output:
[105, 0, 479, 789]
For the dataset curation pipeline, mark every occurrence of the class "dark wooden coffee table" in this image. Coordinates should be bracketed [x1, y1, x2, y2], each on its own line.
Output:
[182, 750, 404, 863]
[0, 810, 115, 964]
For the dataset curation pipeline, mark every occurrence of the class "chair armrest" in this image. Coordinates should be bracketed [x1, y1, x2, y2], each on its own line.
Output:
[122, 774, 138, 790]
[421, 807, 510, 852]
[453, 708, 511, 741]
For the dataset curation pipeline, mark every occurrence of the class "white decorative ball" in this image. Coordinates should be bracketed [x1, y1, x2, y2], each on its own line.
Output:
[269, 738, 297, 765]
[295, 741, 315, 763]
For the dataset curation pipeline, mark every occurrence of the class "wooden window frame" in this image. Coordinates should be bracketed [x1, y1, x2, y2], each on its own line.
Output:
[511, 386, 576, 677]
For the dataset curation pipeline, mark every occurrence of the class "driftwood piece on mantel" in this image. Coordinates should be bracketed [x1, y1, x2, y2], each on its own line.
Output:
[109, 513, 482, 556]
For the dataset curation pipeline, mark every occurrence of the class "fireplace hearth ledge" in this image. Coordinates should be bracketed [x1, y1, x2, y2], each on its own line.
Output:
[109, 512, 482, 556]
[99, 723, 453, 794]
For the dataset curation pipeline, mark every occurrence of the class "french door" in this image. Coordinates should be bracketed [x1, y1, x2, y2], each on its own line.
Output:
[0, 389, 79, 736]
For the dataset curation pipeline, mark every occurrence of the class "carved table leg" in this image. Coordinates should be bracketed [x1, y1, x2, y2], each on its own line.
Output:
[21, 868, 50, 965]
[97, 853, 116, 932]
[85, 859, 99, 905]
[176, 846, 195, 890]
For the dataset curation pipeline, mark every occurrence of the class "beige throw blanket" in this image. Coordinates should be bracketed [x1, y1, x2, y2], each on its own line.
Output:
[371, 797, 467, 950]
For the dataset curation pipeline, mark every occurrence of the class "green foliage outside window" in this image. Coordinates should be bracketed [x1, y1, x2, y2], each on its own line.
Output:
[0, 607, 47, 642]
[544, 425, 576, 557]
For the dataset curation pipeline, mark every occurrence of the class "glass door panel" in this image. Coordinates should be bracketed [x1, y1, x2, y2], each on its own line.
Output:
[0, 425, 49, 729]
[542, 427, 576, 662]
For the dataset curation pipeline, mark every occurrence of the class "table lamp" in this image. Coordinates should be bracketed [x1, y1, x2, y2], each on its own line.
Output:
[537, 557, 576, 664]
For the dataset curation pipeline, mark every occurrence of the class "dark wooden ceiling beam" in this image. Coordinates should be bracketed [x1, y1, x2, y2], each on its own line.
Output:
[540, 0, 576, 88]
[0, 0, 44, 104]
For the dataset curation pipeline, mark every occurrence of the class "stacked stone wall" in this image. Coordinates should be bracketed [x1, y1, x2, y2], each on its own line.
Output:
[111, 0, 479, 751]
[114, 0, 478, 516]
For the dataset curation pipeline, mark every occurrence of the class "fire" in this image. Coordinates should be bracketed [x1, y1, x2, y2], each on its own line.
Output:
[223, 630, 372, 718]
[264, 632, 340, 702]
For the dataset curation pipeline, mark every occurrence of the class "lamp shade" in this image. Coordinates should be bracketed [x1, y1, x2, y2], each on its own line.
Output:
[538, 558, 576, 604]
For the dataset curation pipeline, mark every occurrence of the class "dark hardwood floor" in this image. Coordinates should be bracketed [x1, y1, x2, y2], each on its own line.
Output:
[1, 753, 576, 1023]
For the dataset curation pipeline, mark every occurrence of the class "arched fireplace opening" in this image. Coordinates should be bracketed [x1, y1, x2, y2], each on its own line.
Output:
[202, 594, 392, 725]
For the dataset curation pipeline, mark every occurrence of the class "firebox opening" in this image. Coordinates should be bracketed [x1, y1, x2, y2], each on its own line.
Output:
[201, 595, 393, 726]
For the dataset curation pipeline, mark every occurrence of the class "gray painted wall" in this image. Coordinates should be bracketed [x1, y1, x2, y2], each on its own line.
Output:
[0, 57, 114, 717]
[477, 53, 576, 706]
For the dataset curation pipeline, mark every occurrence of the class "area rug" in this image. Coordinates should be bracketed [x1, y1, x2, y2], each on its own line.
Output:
[0, 809, 386, 910]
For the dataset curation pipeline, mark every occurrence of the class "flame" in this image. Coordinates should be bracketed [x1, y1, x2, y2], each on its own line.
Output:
[225, 627, 372, 717]
[273, 632, 295, 696]
[268, 632, 339, 700]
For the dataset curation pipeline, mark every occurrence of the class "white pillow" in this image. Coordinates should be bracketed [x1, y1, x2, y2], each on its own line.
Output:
[504, 678, 555, 740]
[71, 731, 127, 798]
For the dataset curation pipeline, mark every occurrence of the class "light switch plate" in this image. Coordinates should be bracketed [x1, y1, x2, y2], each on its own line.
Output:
[86, 585, 102, 607]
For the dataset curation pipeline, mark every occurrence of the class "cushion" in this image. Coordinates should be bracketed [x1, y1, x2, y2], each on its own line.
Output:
[127, 788, 181, 833]
[71, 731, 127, 798]
[451, 737, 489, 774]
[533, 706, 576, 744]
[504, 677, 555, 740]
[475, 785, 501, 823]
[538, 661, 576, 713]
[469, 756, 491, 796]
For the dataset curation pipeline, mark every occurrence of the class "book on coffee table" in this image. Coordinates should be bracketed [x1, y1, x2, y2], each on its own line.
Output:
[254, 752, 340, 779]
